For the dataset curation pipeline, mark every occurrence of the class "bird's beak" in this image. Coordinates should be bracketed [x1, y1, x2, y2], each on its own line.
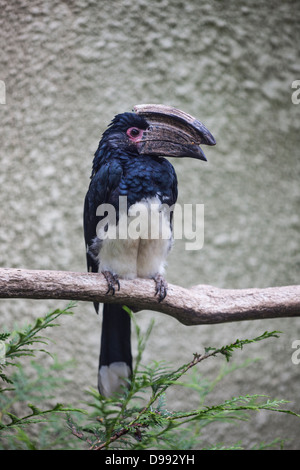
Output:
[133, 104, 216, 161]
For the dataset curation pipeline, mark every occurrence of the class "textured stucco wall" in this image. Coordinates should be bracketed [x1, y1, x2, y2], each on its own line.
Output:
[0, 0, 299, 449]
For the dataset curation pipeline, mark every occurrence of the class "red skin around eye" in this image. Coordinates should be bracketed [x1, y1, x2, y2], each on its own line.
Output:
[126, 127, 144, 142]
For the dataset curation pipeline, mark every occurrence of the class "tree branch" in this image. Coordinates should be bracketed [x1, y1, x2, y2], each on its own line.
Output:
[0, 267, 299, 326]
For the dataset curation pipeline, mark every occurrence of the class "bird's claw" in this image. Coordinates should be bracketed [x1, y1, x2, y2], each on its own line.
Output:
[152, 273, 168, 302]
[102, 270, 120, 295]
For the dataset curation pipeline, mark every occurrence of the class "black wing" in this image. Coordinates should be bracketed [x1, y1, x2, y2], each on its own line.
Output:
[83, 160, 123, 275]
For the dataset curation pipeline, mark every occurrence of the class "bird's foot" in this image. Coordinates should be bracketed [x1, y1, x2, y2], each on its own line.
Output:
[102, 270, 120, 295]
[152, 273, 168, 302]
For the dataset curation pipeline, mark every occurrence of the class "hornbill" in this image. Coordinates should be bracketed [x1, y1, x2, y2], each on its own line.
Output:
[84, 104, 216, 397]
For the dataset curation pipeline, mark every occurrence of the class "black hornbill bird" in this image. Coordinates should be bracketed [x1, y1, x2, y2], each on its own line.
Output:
[84, 104, 215, 397]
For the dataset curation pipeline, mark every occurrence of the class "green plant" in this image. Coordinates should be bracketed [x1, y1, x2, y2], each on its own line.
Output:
[0, 303, 85, 449]
[1, 303, 299, 450]
[67, 309, 299, 450]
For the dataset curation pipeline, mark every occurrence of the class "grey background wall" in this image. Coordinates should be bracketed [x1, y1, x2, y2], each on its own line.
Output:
[0, 0, 299, 449]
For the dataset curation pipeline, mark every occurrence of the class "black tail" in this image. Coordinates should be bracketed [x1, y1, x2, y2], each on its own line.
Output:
[98, 303, 132, 397]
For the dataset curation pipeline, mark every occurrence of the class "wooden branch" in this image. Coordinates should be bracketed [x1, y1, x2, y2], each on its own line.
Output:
[0, 267, 299, 326]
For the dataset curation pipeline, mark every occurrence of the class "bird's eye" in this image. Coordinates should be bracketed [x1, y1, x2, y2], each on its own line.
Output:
[130, 128, 139, 137]
[127, 127, 142, 139]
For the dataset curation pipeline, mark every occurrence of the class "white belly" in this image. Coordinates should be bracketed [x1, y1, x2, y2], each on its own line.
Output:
[97, 197, 173, 279]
